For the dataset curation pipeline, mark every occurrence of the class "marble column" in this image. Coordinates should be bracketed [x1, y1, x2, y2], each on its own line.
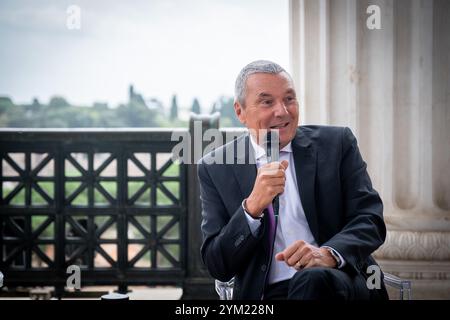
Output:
[289, 0, 450, 298]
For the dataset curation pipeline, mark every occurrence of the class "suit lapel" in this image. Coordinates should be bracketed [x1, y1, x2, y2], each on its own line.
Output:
[230, 130, 319, 244]
[232, 134, 271, 253]
[232, 134, 257, 199]
[292, 128, 320, 243]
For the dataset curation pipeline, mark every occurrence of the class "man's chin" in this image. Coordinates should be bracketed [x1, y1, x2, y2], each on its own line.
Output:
[279, 132, 295, 147]
[280, 139, 291, 149]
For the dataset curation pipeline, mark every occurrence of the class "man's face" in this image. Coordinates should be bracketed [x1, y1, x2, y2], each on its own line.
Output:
[234, 72, 299, 148]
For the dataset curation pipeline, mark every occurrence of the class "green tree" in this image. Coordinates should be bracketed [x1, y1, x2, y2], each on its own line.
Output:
[216, 96, 242, 127]
[48, 96, 70, 108]
[0, 96, 14, 113]
[190, 98, 201, 114]
[0, 88, 191, 128]
[93, 102, 108, 110]
[7, 105, 33, 127]
[211, 102, 217, 114]
[0, 97, 14, 126]
[170, 95, 179, 121]
[116, 99, 157, 127]
[31, 98, 41, 108]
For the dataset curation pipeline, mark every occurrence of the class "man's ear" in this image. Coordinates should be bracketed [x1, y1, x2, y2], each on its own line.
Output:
[234, 101, 246, 125]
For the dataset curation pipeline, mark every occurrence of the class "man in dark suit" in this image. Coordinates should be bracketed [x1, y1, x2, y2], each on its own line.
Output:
[198, 60, 388, 300]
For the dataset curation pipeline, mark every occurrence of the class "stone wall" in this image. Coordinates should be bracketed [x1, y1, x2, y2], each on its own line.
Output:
[289, 0, 450, 299]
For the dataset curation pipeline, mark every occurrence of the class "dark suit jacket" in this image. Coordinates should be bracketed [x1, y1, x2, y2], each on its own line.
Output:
[198, 126, 388, 299]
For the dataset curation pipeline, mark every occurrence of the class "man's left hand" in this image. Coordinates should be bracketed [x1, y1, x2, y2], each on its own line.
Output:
[275, 240, 337, 270]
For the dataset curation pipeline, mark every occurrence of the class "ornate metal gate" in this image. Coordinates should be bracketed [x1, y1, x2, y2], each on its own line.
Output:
[0, 129, 186, 296]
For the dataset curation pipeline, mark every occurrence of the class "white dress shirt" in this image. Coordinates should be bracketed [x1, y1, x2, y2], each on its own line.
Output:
[243, 135, 345, 284]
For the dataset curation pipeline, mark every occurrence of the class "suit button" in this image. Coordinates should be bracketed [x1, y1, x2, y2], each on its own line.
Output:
[261, 264, 267, 272]
[234, 235, 244, 247]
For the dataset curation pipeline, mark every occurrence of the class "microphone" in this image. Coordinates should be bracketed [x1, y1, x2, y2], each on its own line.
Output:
[265, 130, 280, 217]
[265, 130, 280, 162]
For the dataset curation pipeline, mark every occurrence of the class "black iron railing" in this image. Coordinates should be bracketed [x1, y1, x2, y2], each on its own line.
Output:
[0, 128, 188, 296]
[0, 114, 245, 299]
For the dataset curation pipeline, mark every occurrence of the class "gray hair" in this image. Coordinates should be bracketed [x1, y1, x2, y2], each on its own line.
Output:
[234, 60, 288, 106]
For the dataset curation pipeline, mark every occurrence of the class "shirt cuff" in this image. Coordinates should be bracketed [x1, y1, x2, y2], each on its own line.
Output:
[321, 246, 346, 269]
[242, 199, 263, 236]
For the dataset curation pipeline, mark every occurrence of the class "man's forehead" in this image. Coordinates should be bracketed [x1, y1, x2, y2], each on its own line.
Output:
[256, 88, 295, 97]
[249, 72, 292, 85]
[246, 72, 295, 93]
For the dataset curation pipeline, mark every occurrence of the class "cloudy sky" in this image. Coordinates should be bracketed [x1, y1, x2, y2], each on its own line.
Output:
[0, 0, 289, 112]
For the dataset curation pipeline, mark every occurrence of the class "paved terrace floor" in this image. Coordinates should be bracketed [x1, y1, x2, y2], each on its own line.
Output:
[0, 286, 183, 300]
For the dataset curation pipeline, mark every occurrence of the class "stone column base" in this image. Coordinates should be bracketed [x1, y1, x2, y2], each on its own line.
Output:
[378, 259, 450, 299]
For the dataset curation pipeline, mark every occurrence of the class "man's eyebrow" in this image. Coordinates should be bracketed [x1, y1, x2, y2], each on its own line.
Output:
[285, 89, 296, 95]
[256, 92, 273, 99]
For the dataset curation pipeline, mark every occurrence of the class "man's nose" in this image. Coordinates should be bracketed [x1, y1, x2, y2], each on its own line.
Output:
[273, 100, 289, 117]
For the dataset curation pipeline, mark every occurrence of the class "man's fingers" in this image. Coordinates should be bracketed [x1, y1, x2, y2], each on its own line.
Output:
[268, 177, 286, 186]
[287, 244, 313, 266]
[264, 162, 284, 170]
[258, 160, 288, 171]
[281, 240, 306, 264]
[287, 249, 304, 266]
[303, 258, 317, 269]
[275, 252, 284, 261]
[299, 250, 326, 269]
[272, 186, 285, 196]
[257, 161, 289, 178]
[261, 161, 288, 174]
[296, 252, 313, 270]
[260, 168, 285, 177]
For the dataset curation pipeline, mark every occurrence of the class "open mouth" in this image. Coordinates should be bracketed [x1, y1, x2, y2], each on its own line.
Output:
[270, 122, 289, 129]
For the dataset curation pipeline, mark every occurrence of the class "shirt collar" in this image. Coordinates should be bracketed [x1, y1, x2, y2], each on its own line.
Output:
[249, 132, 293, 161]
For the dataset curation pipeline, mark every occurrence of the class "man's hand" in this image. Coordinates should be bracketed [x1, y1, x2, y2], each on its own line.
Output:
[245, 160, 289, 218]
[275, 240, 337, 270]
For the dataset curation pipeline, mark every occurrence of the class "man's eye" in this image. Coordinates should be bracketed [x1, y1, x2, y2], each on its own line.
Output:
[285, 96, 295, 102]
[261, 100, 273, 105]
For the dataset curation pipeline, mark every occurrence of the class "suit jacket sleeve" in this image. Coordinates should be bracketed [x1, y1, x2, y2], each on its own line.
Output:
[198, 162, 265, 282]
[322, 127, 386, 274]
